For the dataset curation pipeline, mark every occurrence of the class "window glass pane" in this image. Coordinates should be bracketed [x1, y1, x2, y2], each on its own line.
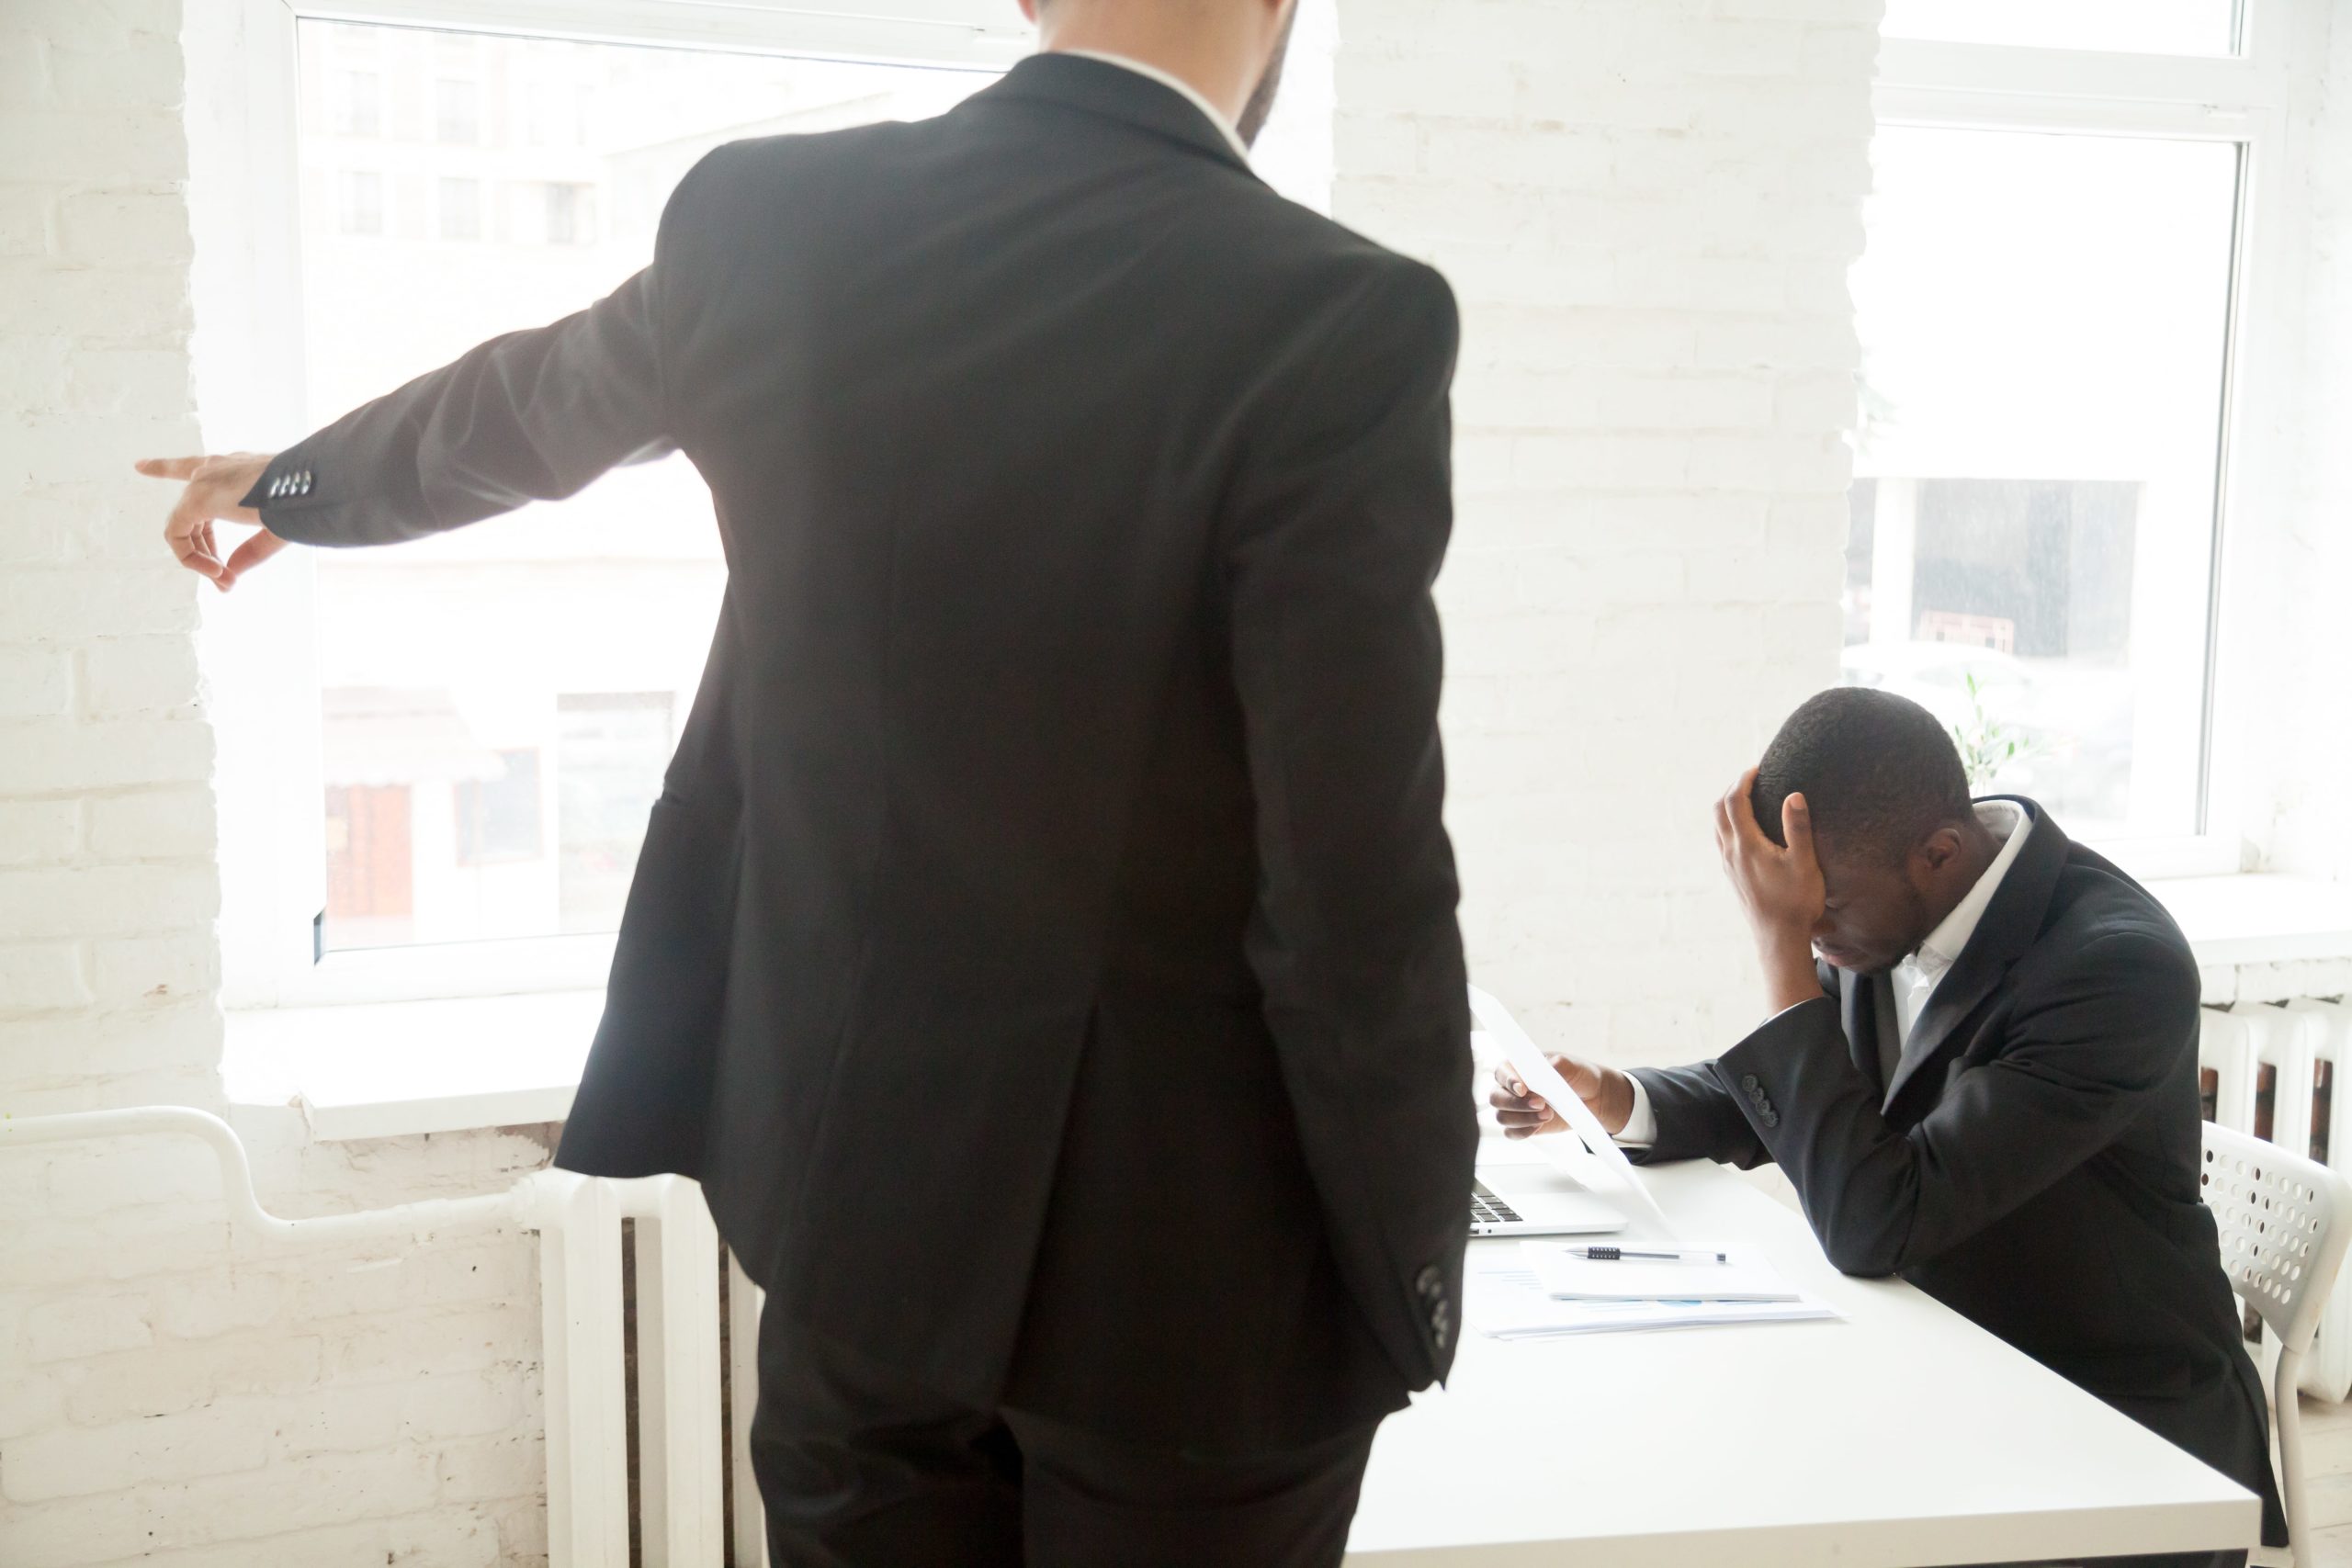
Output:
[435, 77, 480, 144]
[1845, 127, 2239, 840]
[338, 71, 380, 137]
[1882, 0, 2240, 56]
[337, 169, 382, 236]
[457, 749, 544, 864]
[437, 175, 481, 242]
[295, 21, 1001, 951]
[556, 695, 673, 933]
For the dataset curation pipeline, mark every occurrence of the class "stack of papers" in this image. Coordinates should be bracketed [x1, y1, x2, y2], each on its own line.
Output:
[1464, 1245, 1840, 1341]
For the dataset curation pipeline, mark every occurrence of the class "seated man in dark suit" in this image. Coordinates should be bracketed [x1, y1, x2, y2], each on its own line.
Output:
[1492, 687, 2282, 1568]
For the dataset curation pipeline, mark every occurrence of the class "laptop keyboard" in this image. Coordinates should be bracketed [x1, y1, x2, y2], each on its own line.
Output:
[1470, 1179, 1522, 1226]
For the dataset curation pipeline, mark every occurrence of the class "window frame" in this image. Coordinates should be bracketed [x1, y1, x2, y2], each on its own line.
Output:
[1866, 0, 2323, 880]
[198, 0, 1030, 1009]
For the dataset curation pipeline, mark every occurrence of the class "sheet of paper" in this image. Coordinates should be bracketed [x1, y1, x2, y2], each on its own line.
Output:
[1469, 987, 1679, 1239]
[1521, 1242, 1799, 1303]
[1465, 1258, 1838, 1339]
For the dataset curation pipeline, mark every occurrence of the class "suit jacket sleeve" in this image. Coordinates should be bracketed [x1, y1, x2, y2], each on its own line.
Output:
[1624, 962, 1838, 1168]
[243, 152, 719, 545]
[1716, 931, 2200, 1277]
[1221, 256, 1476, 1386]
[1624, 1062, 1771, 1168]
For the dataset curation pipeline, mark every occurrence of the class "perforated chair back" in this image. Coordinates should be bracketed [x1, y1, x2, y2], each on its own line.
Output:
[2200, 1120, 2352, 1567]
[2204, 1122, 2352, 1355]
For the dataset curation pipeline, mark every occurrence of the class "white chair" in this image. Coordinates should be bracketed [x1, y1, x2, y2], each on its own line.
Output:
[2200, 1120, 2352, 1568]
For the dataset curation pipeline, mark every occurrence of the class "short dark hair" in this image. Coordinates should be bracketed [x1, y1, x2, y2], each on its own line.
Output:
[1750, 687, 1972, 859]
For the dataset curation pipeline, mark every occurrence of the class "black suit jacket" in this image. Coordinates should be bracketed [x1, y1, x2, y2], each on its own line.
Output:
[245, 55, 1476, 1453]
[1631, 798, 2283, 1544]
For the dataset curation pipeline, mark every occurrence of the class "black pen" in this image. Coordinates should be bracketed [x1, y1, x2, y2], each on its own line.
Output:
[1562, 1246, 1729, 1264]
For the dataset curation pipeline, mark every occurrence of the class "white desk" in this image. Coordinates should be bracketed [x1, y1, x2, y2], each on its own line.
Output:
[1346, 1146, 2260, 1566]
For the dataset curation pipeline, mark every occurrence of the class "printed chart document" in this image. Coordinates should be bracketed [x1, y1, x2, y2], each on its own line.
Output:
[1464, 1255, 1839, 1341]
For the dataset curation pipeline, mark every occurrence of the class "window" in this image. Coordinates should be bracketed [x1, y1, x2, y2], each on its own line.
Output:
[213, 0, 1332, 1005]
[324, 783, 413, 945]
[556, 695, 673, 931]
[1854, 13, 2296, 858]
[336, 69, 381, 136]
[437, 175, 481, 241]
[1846, 129, 2238, 839]
[288, 19, 1003, 963]
[456, 749, 544, 865]
[435, 77, 480, 144]
[336, 169, 382, 235]
[540, 181, 590, 245]
[1882, 1, 2243, 57]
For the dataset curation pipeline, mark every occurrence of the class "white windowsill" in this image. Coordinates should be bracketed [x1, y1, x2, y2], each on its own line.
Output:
[223, 873, 2352, 1143]
[224, 988, 604, 1140]
[2149, 874, 2352, 968]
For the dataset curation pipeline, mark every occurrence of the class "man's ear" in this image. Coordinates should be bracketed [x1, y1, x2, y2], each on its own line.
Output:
[1913, 824, 1965, 875]
[1017, 0, 1041, 26]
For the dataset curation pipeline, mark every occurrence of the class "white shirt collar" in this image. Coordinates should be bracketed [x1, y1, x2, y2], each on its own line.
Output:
[1057, 50, 1252, 164]
[1909, 799, 2031, 982]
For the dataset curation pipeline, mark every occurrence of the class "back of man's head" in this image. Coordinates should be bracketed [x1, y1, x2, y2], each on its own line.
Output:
[1750, 687, 1973, 862]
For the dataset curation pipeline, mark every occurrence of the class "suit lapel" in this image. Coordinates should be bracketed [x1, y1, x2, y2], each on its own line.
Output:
[1882, 798, 2069, 1110]
[1839, 967, 1884, 1098]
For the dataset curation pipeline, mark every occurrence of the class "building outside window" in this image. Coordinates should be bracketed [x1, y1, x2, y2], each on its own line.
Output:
[456, 748, 545, 865]
[336, 69, 380, 136]
[435, 76, 481, 145]
[336, 168, 383, 235]
[437, 175, 481, 242]
[542, 181, 591, 246]
[555, 695, 673, 931]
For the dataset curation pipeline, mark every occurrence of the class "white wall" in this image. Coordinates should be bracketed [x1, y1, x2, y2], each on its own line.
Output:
[0, 6, 554, 1562]
[1331, 0, 1883, 1067]
[2267, 4, 2352, 886]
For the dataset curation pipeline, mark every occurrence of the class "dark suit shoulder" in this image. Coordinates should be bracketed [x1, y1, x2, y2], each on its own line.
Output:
[2037, 844, 2199, 986]
[1212, 186, 1454, 325]
[665, 118, 921, 208]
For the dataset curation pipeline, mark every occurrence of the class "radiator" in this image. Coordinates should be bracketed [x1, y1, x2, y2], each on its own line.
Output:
[2200, 998, 2352, 1401]
[537, 1171, 770, 1568]
[0, 1111, 769, 1568]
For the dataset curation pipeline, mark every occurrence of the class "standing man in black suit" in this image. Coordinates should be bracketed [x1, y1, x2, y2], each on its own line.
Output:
[1493, 687, 2282, 1568]
[137, 1, 1477, 1561]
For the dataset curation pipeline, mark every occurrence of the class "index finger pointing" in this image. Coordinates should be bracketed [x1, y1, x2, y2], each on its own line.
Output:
[135, 457, 205, 480]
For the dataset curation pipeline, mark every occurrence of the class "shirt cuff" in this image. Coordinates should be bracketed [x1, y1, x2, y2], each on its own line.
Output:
[1614, 1074, 1657, 1148]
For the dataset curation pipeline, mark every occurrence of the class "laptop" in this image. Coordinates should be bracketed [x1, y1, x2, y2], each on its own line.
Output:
[1470, 1155, 1629, 1238]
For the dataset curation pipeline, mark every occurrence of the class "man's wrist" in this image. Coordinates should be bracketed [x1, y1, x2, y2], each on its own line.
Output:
[1756, 930, 1821, 1014]
[1594, 1066, 1636, 1135]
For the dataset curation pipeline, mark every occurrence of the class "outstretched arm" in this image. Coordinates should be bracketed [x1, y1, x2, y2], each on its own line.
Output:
[140, 150, 718, 581]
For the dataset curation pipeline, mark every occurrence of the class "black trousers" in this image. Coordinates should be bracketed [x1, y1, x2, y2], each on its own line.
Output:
[750, 1312, 1382, 1568]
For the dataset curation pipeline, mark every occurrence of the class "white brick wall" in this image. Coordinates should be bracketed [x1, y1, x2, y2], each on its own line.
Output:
[0, 5, 552, 1563]
[1332, 0, 1883, 1066]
